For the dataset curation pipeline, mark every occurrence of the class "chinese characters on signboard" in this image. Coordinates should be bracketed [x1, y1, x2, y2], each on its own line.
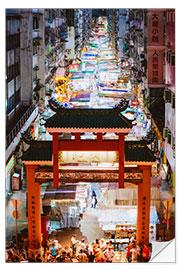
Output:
[148, 10, 164, 85]
[148, 50, 164, 84]
[148, 11, 164, 46]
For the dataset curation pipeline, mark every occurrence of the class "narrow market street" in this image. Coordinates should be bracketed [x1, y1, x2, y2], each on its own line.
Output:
[5, 9, 175, 264]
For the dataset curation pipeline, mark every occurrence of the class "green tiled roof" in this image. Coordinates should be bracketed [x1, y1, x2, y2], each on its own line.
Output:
[22, 140, 156, 163]
[125, 141, 156, 163]
[45, 108, 133, 129]
[22, 141, 52, 161]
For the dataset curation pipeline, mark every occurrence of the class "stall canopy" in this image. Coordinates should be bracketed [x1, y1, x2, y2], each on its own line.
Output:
[50, 199, 80, 230]
[98, 205, 159, 227]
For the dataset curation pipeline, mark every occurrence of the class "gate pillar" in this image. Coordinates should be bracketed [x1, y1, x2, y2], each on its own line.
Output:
[26, 165, 42, 255]
[53, 133, 59, 188]
[137, 165, 151, 245]
[118, 133, 125, 188]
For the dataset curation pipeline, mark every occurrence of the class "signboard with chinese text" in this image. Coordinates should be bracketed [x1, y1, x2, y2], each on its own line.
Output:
[148, 10, 164, 46]
[59, 151, 118, 164]
[148, 50, 164, 84]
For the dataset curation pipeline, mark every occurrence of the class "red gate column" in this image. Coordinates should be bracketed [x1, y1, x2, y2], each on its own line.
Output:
[118, 133, 125, 188]
[137, 165, 151, 245]
[26, 165, 42, 254]
[53, 133, 59, 189]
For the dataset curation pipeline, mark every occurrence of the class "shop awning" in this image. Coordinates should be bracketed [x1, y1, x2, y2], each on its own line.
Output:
[98, 206, 159, 226]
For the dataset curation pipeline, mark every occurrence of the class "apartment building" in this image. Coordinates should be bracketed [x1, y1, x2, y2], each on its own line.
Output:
[164, 9, 175, 189]
[6, 9, 39, 193]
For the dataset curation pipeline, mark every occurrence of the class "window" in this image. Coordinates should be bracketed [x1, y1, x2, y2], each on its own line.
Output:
[15, 89, 20, 105]
[172, 93, 175, 109]
[33, 16, 39, 30]
[14, 48, 20, 63]
[171, 54, 175, 66]
[15, 75, 21, 91]
[6, 95, 15, 113]
[33, 44, 38, 55]
[168, 131, 171, 145]
[168, 51, 171, 64]
[166, 50, 169, 62]
[171, 135, 175, 149]
[7, 50, 14, 67]
[165, 89, 171, 103]
[7, 80, 14, 98]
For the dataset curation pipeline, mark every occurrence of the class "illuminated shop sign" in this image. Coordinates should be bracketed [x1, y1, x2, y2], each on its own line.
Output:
[6, 155, 15, 176]
[58, 151, 118, 164]
[69, 64, 81, 71]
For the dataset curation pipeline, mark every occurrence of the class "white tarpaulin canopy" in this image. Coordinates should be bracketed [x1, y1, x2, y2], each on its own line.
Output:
[98, 205, 159, 225]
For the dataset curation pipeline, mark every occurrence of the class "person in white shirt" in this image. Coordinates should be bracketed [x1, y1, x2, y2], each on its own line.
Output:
[130, 244, 138, 263]
[103, 247, 115, 262]
[100, 239, 106, 251]
[70, 234, 78, 255]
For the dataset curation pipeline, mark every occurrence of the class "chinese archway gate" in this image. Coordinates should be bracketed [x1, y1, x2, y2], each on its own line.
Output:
[22, 103, 156, 254]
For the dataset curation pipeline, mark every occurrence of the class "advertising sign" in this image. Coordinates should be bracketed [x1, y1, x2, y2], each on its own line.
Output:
[148, 50, 164, 84]
[148, 10, 164, 46]
[131, 100, 139, 106]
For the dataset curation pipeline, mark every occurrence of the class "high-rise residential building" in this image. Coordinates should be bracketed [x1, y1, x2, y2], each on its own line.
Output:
[164, 9, 175, 190]
[6, 9, 40, 193]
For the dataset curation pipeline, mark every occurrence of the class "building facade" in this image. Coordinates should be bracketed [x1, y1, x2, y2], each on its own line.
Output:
[164, 9, 175, 189]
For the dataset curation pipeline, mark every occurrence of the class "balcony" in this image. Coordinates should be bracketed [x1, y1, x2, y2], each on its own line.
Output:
[6, 104, 38, 161]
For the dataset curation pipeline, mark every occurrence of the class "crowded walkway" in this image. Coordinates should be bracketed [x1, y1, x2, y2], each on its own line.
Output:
[6, 233, 151, 263]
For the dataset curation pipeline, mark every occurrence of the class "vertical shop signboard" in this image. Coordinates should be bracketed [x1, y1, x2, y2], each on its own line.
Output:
[147, 10, 164, 86]
[148, 50, 164, 84]
[148, 10, 164, 46]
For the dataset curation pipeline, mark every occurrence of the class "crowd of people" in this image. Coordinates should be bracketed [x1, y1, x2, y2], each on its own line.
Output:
[6, 233, 150, 263]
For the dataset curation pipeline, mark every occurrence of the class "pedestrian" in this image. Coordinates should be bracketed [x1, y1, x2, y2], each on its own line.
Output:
[70, 234, 78, 255]
[136, 243, 143, 262]
[92, 190, 96, 198]
[124, 242, 133, 262]
[94, 196, 98, 208]
[77, 249, 88, 262]
[51, 243, 57, 258]
[28, 253, 36, 262]
[107, 240, 114, 250]
[130, 233, 136, 244]
[100, 239, 106, 252]
[84, 244, 90, 256]
[56, 250, 66, 262]
[64, 252, 72, 263]
[91, 196, 96, 208]
[142, 244, 150, 262]
[130, 243, 138, 263]
[88, 250, 95, 262]
[36, 253, 42, 262]
[79, 239, 86, 251]
[103, 247, 115, 262]
[43, 240, 49, 256]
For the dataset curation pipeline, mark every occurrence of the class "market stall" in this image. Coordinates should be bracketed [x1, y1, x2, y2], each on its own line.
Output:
[98, 205, 159, 250]
[49, 199, 80, 232]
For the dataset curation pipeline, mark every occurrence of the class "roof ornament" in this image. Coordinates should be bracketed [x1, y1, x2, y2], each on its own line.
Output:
[21, 130, 34, 145]
[49, 97, 64, 112]
[139, 130, 155, 145]
[114, 98, 129, 112]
